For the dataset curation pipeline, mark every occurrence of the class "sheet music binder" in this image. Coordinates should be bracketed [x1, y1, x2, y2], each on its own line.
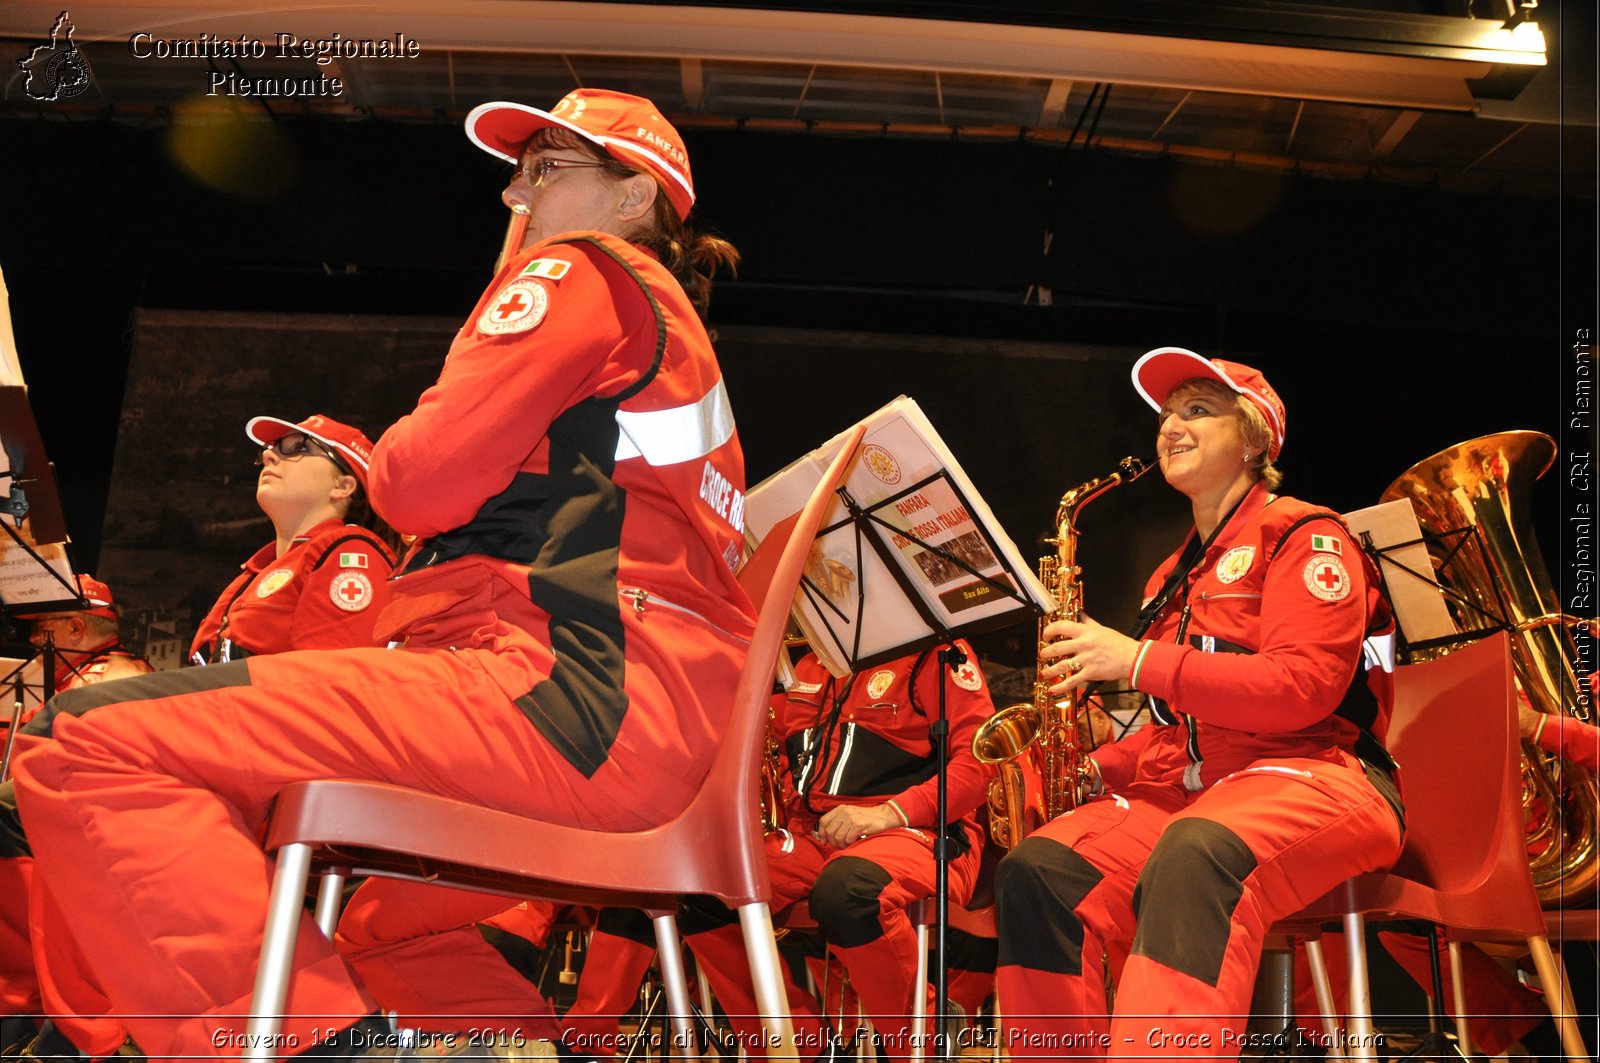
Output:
[744, 395, 1054, 677]
[0, 385, 81, 615]
[1343, 499, 1460, 648]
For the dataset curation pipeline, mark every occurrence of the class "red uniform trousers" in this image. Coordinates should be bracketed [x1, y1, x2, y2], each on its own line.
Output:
[686, 822, 982, 1063]
[332, 884, 563, 1040]
[0, 853, 36, 1018]
[995, 750, 1402, 1061]
[561, 908, 658, 1058]
[12, 616, 737, 1063]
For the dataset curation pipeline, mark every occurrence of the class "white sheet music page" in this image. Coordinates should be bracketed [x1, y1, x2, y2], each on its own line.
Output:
[745, 396, 1052, 677]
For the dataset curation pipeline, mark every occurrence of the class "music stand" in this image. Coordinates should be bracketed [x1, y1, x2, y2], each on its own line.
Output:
[0, 385, 85, 779]
[1343, 499, 1463, 658]
[746, 396, 1053, 1059]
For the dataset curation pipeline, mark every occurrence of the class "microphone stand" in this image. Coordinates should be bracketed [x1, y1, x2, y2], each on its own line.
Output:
[0, 636, 51, 783]
[1, 674, 21, 783]
[933, 641, 964, 1062]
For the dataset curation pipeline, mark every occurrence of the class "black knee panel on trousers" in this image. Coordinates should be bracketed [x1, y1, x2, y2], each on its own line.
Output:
[677, 893, 739, 935]
[1129, 816, 1258, 988]
[809, 856, 892, 948]
[995, 836, 1102, 975]
[596, 905, 658, 946]
[22, 660, 254, 737]
[947, 925, 997, 974]
[0, 781, 27, 859]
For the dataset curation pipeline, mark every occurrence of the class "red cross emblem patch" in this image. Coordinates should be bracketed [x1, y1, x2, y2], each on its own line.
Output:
[952, 660, 983, 692]
[476, 278, 549, 335]
[331, 570, 374, 612]
[1303, 553, 1351, 602]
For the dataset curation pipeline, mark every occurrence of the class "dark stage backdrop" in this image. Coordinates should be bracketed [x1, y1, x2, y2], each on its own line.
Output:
[96, 308, 1565, 680]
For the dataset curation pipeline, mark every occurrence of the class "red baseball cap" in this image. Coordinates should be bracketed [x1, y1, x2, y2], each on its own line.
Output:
[16, 573, 118, 621]
[246, 413, 375, 489]
[1132, 347, 1287, 459]
[466, 88, 696, 221]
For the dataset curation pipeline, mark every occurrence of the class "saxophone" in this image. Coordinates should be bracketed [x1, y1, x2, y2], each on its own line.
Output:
[972, 456, 1151, 847]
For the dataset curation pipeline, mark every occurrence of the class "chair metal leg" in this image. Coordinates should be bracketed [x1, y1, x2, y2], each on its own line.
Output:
[737, 902, 798, 1063]
[1340, 913, 1378, 1063]
[1524, 934, 1592, 1063]
[246, 842, 314, 1063]
[1304, 937, 1345, 1063]
[1445, 940, 1472, 1055]
[313, 872, 345, 937]
[650, 915, 698, 1059]
[911, 919, 929, 1063]
[697, 963, 715, 1025]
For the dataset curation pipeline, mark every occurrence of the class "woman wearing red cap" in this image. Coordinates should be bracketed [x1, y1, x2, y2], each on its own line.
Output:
[189, 414, 396, 666]
[6, 87, 748, 1062]
[992, 348, 1405, 1058]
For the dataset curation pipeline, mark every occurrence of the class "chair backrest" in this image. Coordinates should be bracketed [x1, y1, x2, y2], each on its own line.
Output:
[262, 426, 866, 912]
[685, 423, 865, 903]
[1382, 631, 1546, 936]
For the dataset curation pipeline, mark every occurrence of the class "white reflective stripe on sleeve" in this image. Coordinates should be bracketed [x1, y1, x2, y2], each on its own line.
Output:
[614, 378, 734, 465]
[1363, 631, 1397, 673]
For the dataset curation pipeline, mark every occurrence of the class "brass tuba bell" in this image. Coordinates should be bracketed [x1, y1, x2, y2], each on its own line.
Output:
[1382, 430, 1598, 905]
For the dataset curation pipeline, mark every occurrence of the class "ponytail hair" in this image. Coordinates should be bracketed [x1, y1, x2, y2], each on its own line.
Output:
[632, 197, 740, 322]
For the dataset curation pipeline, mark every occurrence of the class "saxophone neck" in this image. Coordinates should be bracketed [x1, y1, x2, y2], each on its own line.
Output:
[1050, 457, 1151, 585]
[1057, 456, 1151, 524]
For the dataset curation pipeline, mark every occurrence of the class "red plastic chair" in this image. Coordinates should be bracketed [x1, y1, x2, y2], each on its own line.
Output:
[243, 425, 866, 1061]
[1279, 632, 1589, 1063]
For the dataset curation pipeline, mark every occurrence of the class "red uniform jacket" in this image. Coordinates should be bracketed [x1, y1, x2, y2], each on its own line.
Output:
[1096, 482, 1396, 793]
[368, 232, 754, 790]
[189, 520, 395, 664]
[779, 643, 995, 834]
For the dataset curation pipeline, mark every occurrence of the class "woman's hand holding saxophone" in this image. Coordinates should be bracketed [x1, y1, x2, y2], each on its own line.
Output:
[1039, 615, 1139, 696]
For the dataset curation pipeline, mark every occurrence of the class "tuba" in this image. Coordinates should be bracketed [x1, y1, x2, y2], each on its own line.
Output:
[1383, 430, 1598, 905]
[973, 456, 1150, 848]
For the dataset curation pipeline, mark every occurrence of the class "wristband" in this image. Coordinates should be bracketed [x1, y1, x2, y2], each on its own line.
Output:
[1130, 641, 1154, 689]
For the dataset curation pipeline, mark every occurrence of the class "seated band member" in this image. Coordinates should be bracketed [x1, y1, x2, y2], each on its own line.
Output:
[0, 575, 150, 1047]
[994, 348, 1405, 1058]
[6, 86, 747, 1062]
[4, 414, 397, 1062]
[679, 641, 995, 1063]
[190, 413, 396, 665]
[11, 575, 152, 715]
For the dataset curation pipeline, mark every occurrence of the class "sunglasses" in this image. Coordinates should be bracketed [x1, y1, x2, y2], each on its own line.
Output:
[255, 433, 352, 476]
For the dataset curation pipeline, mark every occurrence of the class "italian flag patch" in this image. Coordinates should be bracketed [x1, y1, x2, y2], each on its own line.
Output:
[1310, 534, 1342, 555]
[338, 552, 367, 568]
[520, 258, 571, 281]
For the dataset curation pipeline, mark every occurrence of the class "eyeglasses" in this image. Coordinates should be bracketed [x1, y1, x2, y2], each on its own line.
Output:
[255, 433, 351, 474]
[507, 156, 612, 187]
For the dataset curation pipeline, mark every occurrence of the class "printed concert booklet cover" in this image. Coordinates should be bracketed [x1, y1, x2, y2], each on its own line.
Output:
[746, 395, 1053, 677]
